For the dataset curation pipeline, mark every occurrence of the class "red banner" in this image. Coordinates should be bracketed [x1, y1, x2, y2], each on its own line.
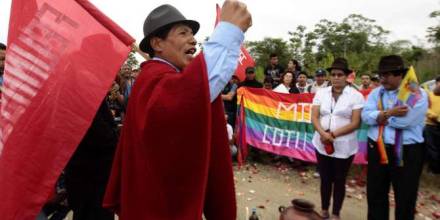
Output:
[215, 4, 255, 81]
[0, 0, 134, 218]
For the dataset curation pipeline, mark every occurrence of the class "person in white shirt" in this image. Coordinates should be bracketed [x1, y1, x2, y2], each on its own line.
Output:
[225, 114, 237, 157]
[273, 71, 300, 94]
[296, 71, 311, 93]
[311, 58, 364, 220]
[310, 69, 329, 93]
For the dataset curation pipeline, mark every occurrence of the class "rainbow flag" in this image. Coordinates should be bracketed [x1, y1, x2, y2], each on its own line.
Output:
[236, 87, 368, 165]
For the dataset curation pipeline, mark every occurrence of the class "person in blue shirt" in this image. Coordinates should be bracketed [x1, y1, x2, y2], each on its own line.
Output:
[361, 55, 428, 220]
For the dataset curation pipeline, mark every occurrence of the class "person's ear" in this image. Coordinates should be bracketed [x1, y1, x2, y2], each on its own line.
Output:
[150, 37, 164, 54]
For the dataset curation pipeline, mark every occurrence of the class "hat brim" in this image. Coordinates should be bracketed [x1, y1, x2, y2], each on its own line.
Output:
[377, 67, 408, 75]
[326, 67, 352, 74]
[139, 20, 200, 54]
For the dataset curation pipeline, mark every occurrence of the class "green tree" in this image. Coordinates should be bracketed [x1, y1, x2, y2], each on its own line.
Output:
[427, 10, 440, 45]
[288, 14, 390, 74]
[246, 37, 291, 69]
[125, 47, 139, 70]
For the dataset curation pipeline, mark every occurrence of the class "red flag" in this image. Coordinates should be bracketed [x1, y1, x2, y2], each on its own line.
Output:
[0, 0, 134, 219]
[215, 4, 254, 82]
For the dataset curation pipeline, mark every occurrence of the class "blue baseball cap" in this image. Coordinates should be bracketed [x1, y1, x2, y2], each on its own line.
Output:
[315, 69, 327, 76]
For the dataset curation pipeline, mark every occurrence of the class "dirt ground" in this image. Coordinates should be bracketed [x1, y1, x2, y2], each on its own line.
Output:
[63, 161, 439, 220]
[234, 162, 440, 220]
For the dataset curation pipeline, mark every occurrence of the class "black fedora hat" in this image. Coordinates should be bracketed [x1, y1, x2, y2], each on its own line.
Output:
[326, 58, 352, 74]
[376, 55, 408, 75]
[139, 4, 200, 54]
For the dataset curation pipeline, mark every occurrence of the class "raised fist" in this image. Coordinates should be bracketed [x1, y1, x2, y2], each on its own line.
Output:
[220, 0, 252, 32]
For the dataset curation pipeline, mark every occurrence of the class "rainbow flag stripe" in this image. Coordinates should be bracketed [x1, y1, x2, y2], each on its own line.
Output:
[236, 87, 368, 164]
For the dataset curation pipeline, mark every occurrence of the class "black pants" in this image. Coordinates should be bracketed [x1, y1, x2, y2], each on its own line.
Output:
[316, 151, 354, 216]
[367, 139, 425, 220]
[424, 124, 440, 173]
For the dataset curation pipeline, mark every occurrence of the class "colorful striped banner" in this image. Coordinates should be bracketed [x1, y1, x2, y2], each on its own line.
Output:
[236, 87, 368, 164]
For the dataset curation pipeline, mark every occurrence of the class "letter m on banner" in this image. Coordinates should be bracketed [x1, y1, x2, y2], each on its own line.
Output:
[0, 0, 134, 219]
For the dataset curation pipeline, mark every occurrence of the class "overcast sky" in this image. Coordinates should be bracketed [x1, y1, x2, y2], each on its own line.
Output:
[0, 0, 439, 47]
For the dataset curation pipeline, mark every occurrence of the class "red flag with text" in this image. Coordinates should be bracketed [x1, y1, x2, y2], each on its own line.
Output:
[0, 0, 134, 218]
[215, 4, 255, 81]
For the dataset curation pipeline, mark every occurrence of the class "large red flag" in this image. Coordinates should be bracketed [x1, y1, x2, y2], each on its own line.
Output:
[215, 4, 255, 81]
[0, 0, 134, 219]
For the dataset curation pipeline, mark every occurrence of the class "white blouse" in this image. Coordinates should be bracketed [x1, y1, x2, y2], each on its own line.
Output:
[273, 84, 290, 94]
[312, 86, 365, 159]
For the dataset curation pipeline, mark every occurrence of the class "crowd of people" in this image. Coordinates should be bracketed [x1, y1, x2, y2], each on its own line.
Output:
[0, 1, 439, 219]
[222, 52, 440, 219]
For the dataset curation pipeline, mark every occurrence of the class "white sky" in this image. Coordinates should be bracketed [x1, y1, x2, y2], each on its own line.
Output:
[0, 0, 439, 47]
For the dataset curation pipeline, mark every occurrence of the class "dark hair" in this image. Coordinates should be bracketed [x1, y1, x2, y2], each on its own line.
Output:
[436, 75, 440, 83]
[280, 71, 296, 87]
[263, 76, 273, 84]
[270, 53, 278, 58]
[0, 43, 6, 50]
[290, 59, 302, 71]
[297, 71, 308, 78]
[145, 23, 175, 57]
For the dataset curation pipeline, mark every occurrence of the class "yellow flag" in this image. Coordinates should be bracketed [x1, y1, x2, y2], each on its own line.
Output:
[397, 66, 420, 106]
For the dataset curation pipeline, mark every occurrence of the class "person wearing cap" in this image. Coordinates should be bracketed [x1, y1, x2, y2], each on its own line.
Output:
[310, 69, 329, 94]
[238, 66, 263, 88]
[311, 58, 364, 219]
[361, 55, 428, 220]
[104, 2, 252, 220]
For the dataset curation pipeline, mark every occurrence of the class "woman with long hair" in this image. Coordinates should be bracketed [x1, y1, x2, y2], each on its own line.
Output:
[273, 70, 300, 94]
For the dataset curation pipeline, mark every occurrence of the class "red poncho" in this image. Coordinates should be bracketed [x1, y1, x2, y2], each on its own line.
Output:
[103, 54, 236, 219]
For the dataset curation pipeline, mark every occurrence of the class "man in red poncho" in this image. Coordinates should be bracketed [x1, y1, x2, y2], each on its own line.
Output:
[103, 1, 252, 219]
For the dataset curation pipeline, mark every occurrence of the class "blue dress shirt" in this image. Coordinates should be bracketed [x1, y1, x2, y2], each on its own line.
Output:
[361, 86, 428, 145]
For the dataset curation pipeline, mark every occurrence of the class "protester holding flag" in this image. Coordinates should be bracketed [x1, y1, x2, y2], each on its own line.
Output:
[0, 1, 135, 219]
[311, 58, 364, 220]
[103, 1, 252, 219]
[362, 55, 428, 220]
